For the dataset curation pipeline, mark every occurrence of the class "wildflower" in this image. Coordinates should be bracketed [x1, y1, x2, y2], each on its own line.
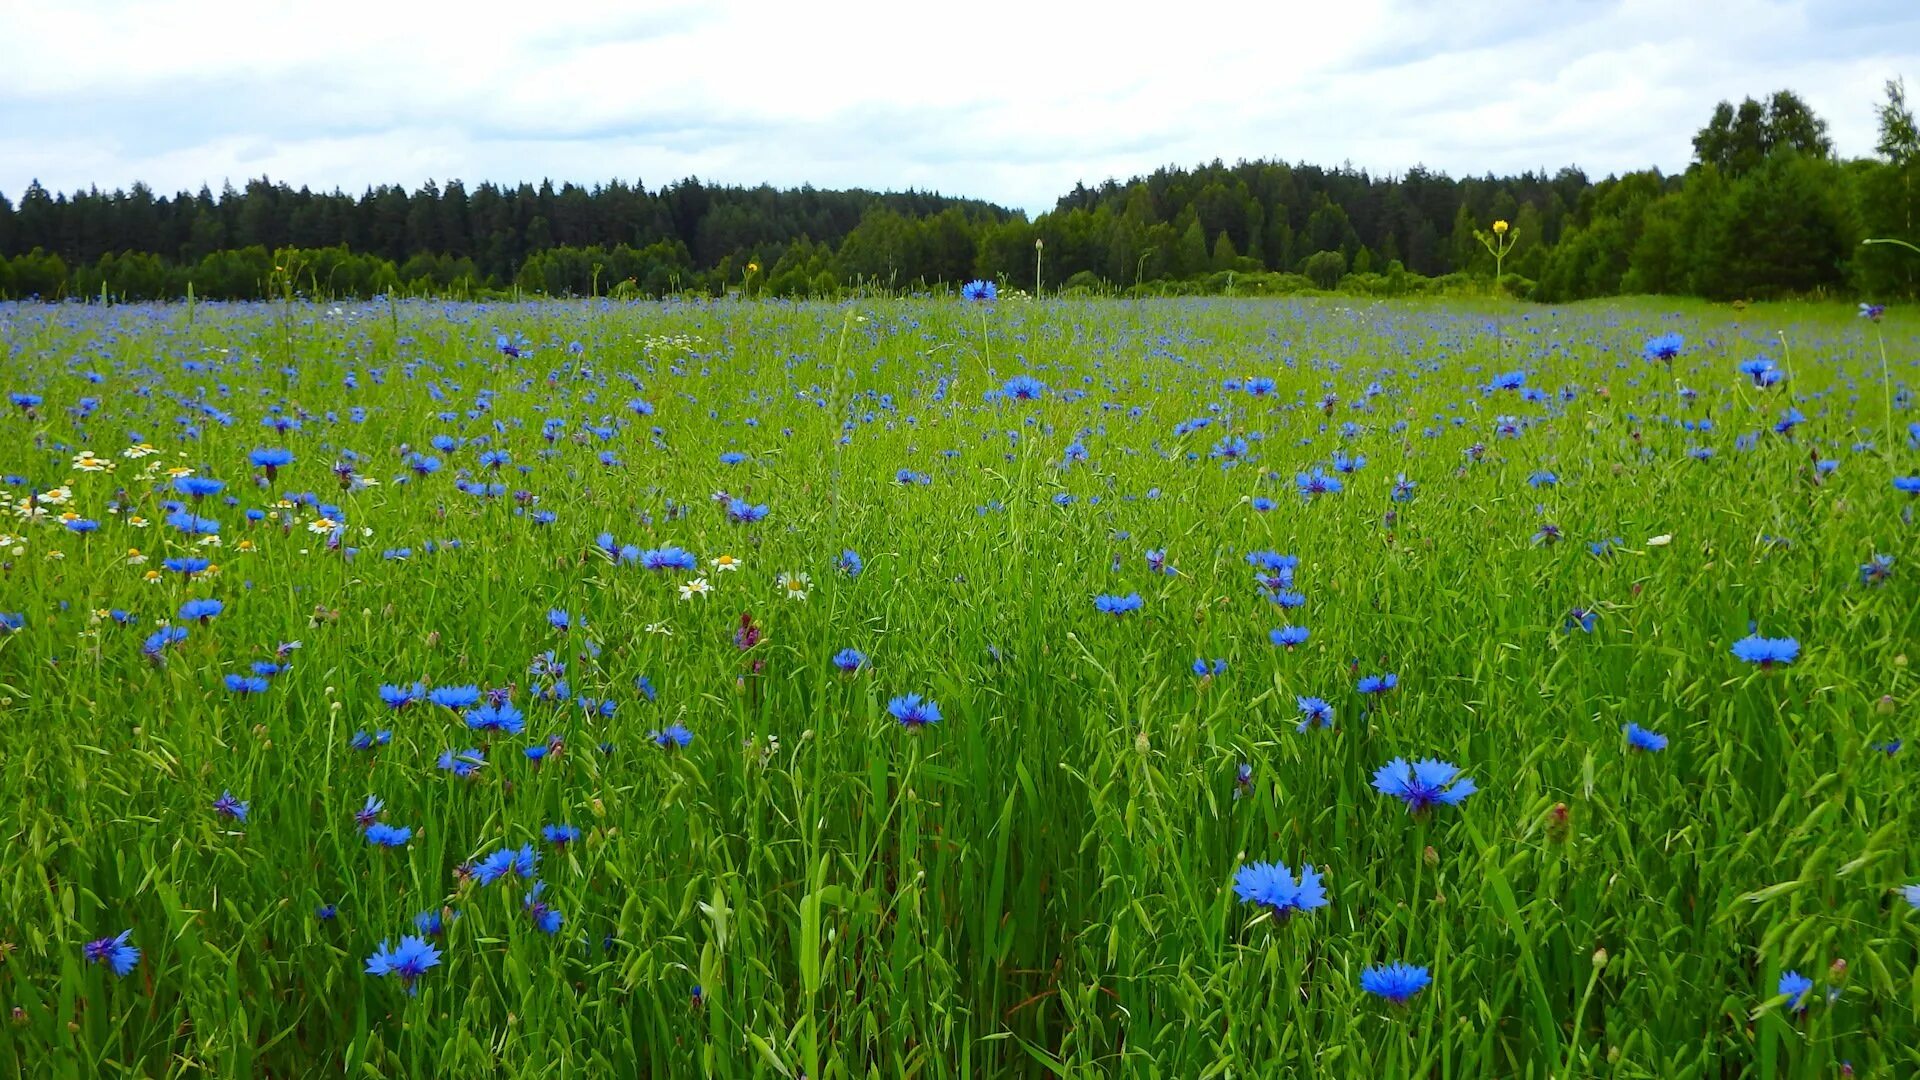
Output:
[1623, 723, 1667, 751]
[316, 904, 337, 921]
[1390, 475, 1417, 502]
[1360, 963, 1431, 1004]
[72, 451, 114, 472]
[1565, 608, 1597, 633]
[365, 936, 441, 994]
[1737, 357, 1782, 387]
[1642, 332, 1684, 363]
[1001, 375, 1046, 399]
[779, 572, 810, 601]
[1191, 658, 1227, 678]
[887, 694, 942, 728]
[1093, 592, 1143, 615]
[213, 790, 250, 821]
[1777, 970, 1813, 1013]
[1372, 758, 1476, 811]
[1901, 884, 1920, 908]
[380, 682, 424, 709]
[366, 823, 412, 847]
[832, 648, 867, 673]
[173, 476, 225, 500]
[710, 554, 741, 572]
[542, 824, 580, 846]
[224, 674, 269, 694]
[1357, 672, 1398, 695]
[524, 880, 564, 933]
[1860, 555, 1893, 586]
[1858, 302, 1885, 322]
[465, 702, 524, 735]
[472, 845, 539, 885]
[1731, 634, 1798, 668]
[678, 577, 712, 601]
[84, 930, 141, 976]
[414, 909, 453, 937]
[1232, 860, 1328, 919]
[1897, 476, 1920, 495]
[1296, 696, 1334, 732]
[1271, 626, 1309, 649]
[249, 448, 293, 479]
[354, 795, 385, 829]
[436, 748, 485, 777]
[547, 609, 575, 631]
[724, 498, 769, 524]
[650, 724, 693, 748]
[837, 549, 863, 576]
[1296, 468, 1343, 498]
[961, 279, 997, 302]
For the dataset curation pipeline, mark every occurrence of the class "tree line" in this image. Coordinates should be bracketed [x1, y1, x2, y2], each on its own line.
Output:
[1, 83, 1914, 303]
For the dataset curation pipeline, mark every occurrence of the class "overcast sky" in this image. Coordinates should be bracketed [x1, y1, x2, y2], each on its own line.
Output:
[2, 0, 1915, 214]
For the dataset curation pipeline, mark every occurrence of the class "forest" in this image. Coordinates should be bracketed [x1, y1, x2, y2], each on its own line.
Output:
[1, 84, 1915, 303]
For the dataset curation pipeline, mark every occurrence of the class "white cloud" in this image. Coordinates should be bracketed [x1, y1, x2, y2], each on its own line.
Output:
[0, 0, 1914, 212]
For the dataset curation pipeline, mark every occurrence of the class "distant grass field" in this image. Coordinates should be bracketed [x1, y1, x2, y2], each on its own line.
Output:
[0, 294, 1915, 1077]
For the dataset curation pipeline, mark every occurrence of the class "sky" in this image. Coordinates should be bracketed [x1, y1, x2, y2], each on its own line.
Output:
[1, 0, 1916, 215]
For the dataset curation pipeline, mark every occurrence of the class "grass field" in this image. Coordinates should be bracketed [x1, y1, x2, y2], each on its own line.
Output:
[0, 294, 1916, 1077]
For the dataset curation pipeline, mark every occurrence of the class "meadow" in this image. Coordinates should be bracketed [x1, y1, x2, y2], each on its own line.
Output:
[0, 291, 1915, 1077]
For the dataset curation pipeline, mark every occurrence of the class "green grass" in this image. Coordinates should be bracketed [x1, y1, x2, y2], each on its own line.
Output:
[0, 294, 1915, 1077]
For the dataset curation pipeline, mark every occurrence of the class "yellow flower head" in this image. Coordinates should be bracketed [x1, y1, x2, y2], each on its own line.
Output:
[1492, 220, 1509, 235]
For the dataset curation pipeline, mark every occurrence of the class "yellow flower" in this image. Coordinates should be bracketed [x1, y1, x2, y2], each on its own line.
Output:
[44, 550, 64, 561]
[307, 517, 340, 535]
[72, 452, 115, 472]
[746, 262, 760, 274]
[165, 466, 195, 479]
[38, 486, 72, 506]
[1492, 220, 1509, 235]
[710, 554, 742, 572]
[143, 569, 162, 583]
[678, 577, 712, 600]
[122, 443, 157, 459]
[126, 547, 147, 564]
[128, 515, 149, 528]
[236, 539, 256, 552]
[778, 571, 811, 601]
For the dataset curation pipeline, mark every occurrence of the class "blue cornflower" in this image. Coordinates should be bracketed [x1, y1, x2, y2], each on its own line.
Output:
[1777, 970, 1813, 1013]
[1860, 555, 1893, 586]
[478, 449, 511, 470]
[832, 648, 868, 673]
[173, 476, 225, 500]
[1245, 376, 1277, 396]
[961, 279, 997, 302]
[838, 549, 863, 576]
[436, 748, 485, 777]
[1296, 468, 1342, 498]
[1565, 607, 1597, 633]
[1528, 470, 1558, 488]
[1731, 634, 1799, 668]
[1357, 672, 1398, 695]
[651, 724, 693, 748]
[249, 448, 293, 478]
[1623, 723, 1668, 751]
[1902, 884, 1920, 908]
[365, 936, 441, 994]
[1489, 370, 1527, 390]
[0, 612, 22, 633]
[719, 451, 748, 465]
[142, 625, 188, 658]
[1372, 758, 1476, 811]
[1360, 962, 1432, 1004]
[640, 546, 698, 570]
[1296, 696, 1333, 732]
[179, 598, 224, 623]
[1642, 332, 1684, 363]
[414, 909, 453, 937]
[64, 518, 100, 534]
[1093, 593, 1143, 615]
[542, 823, 580, 846]
[84, 930, 141, 976]
[1588, 537, 1621, 559]
[1191, 658, 1227, 677]
[316, 904, 337, 921]
[546, 609, 574, 631]
[524, 880, 564, 934]
[355, 795, 384, 828]
[472, 844, 539, 886]
[380, 682, 424, 709]
[366, 822, 412, 847]
[213, 790, 250, 821]
[1265, 589, 1305, 609]
[1738, 357, 1782, 387]
[887, 694, 942, 729]
[725, 498, 769, 524]
[1232, 860, 1328, 919]
[224, 674, 269, 695]
[465, 701, 524, 735]
[1390, 475, 1417, 502]
[428, 685, 480, 709]
[1897, 476, 1920, 495]
[1001, 375, 1046, 400]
